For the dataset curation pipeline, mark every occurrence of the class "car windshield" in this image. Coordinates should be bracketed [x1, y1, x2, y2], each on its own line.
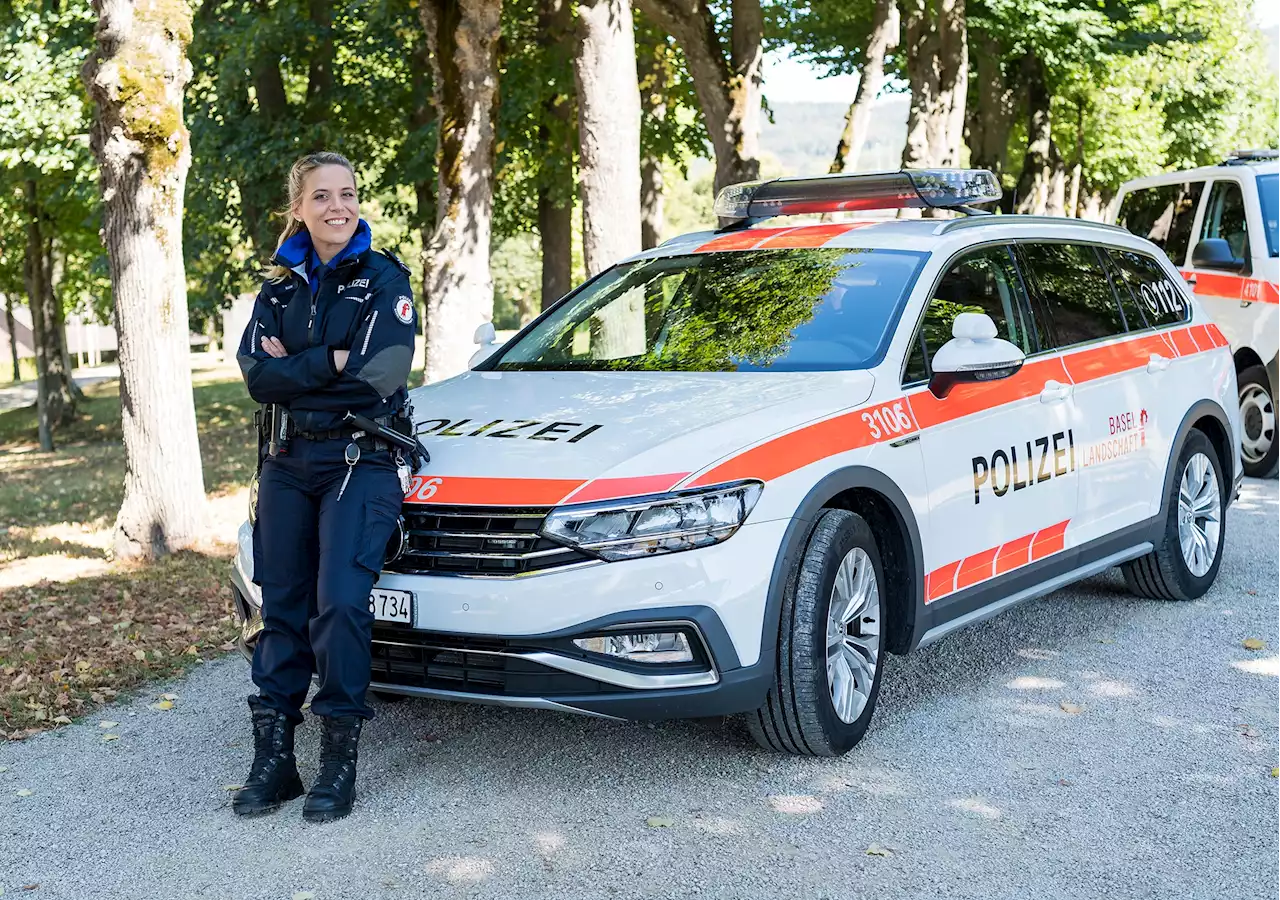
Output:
[1257, 173, 1278, 257]
[487, 248, 928, 373]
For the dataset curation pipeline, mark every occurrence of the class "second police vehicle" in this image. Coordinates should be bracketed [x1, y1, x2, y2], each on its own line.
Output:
[232, 170, 1241, 756]
[1111, 149, 1279, 478]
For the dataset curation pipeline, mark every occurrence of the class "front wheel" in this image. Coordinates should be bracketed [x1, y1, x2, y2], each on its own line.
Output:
[1238, 364, 1277, 479]
[1122, 430, 1226, 601]
[746, 509, 886, 756]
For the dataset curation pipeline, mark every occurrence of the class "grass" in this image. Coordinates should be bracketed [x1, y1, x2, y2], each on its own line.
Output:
[0, 362, 258, 739]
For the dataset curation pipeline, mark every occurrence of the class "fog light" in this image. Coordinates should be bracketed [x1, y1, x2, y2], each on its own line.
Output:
[573, 632, 694, 664]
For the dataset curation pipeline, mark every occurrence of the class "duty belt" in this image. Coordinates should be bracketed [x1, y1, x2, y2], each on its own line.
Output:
[290, 415, 398, 451]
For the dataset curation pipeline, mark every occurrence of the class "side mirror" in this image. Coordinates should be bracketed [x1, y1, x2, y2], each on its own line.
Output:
[1190, 238, 1246, 273]
[929, 312, 1025, 399]
[468, 321, 500, 369]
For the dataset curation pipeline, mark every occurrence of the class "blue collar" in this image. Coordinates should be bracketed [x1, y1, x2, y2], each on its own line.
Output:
[274, 218, 372, 272]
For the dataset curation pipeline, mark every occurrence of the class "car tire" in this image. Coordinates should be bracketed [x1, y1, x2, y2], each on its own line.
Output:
[1122, 430, 1227, 601]
[1238, 364, 1278, 479]
[746, 508, 886, 757]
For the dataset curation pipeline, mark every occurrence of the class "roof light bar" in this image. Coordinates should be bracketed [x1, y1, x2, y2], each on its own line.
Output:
[713, 169, 1002, 225]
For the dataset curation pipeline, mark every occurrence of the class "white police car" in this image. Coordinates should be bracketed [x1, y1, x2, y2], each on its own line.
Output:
[231, 170, 1241, 756]
[1111, 150, 1278, 477]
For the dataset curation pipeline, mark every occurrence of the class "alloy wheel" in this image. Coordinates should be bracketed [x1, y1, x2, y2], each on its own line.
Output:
[1177, 452, 1221, 578]
[825, 547, 881, 724]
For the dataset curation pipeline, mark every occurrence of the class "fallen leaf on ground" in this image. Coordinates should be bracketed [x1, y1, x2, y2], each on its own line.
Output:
[1242, 638, 1265, 651]
[160, 693, 179, 701]
[1271, 767, 1278, 778]
[645, 816, 674, 828]
[102, 734, 119, 742]
[149, 700, 174, 711]
[16, 789, 32, 797]
[219, 642, 237, 652]
[74, 661, 91, 673]
[185, 645, 199, 656]
[1246, 590, 1258, 596]
[0, 765, 7, 772]
[222, 784, 243, 791]
[866, 844, 894, 857]
[52, 716, 71, 726]
[1059, 701, 1085, 714]
[98, 721, 117, 729]
[132, 650, 146, 661]
[86, 615, 101, 625]
[292, 892, 316, 900]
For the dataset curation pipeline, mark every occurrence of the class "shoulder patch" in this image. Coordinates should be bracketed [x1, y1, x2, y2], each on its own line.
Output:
[380, 248, 412, 275]
[394, 296, 414, 324]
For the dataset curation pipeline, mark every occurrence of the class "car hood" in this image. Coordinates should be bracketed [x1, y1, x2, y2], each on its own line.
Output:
[404, 369, 875, 505]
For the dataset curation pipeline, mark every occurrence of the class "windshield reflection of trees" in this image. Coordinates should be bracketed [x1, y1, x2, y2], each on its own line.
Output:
[522, 249, 849, 372]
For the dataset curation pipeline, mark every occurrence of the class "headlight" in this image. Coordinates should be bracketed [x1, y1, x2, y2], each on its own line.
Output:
[540, 480, 762, 561]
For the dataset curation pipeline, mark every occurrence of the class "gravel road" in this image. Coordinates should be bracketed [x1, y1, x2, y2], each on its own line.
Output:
[3, 480, 1277, 900]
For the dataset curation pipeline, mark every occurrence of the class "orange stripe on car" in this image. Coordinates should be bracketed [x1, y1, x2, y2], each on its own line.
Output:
[693, 227, 795, 253]
[908, 356, 1070, 430]
[755, 222, 867, 249]
[562, 473, 691, 505]
[404, 475, 586, 507]
[926, 520, 1071, 603]
[1183, 269, 1280, 305]
[1060, 333, 1169, 383]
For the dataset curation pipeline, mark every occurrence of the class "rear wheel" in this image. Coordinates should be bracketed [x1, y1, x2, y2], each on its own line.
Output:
[746, 509, 886, 756]
[1238, 364, 1277, 478]
[1122, 430, 1226, 600]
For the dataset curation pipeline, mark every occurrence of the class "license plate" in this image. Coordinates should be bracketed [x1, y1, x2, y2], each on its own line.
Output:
[369, 588, 413, 625]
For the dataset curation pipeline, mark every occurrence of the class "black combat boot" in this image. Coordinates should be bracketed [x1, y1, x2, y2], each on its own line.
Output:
[232, 696, 305, 816]
[302, 715, 363, 823]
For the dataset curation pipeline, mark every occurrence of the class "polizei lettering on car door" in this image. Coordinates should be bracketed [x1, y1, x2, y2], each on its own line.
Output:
[972, 430, 1076, 504]
[415, 418, 603, 442]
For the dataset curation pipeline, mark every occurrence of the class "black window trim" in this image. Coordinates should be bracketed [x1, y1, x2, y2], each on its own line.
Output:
[898, 240, 1044, 388]
[1096, 244, 1192, 333]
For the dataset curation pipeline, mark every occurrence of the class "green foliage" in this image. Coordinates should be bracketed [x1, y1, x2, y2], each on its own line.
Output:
[0, 2, 109, 321]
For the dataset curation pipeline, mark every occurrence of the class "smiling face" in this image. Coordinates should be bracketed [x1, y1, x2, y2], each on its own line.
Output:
[293, 164, 360, 261]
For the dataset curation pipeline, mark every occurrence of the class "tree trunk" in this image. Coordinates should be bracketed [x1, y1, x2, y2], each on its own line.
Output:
[1013, 53, 1054, 215]
[46, 244, 85, 404]
[420, 0, 502, 383]
[4, 294, 19, 384]
[638, 31, 668, 249]
[575, 0, 643, 356]
[830, 0, 898, 175]
[84, 0, 207, 559]
[409, 25, 436, 372]
[22, 178, 65, 450]
[901, 0, 967, 172]
[304, 0, 335, 126]
[967, 29, 1013, 177]
[636, 0, 762, 194]
[537, 0, 575, 308]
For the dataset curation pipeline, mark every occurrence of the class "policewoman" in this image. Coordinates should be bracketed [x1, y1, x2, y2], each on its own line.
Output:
[232, 152, 416, 822]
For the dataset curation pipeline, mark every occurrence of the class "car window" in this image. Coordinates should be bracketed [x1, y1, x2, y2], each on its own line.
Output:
[490, 248, 928, 373]
[902, 245, 1031, 384]
[1199, 180, 1250, 264]
[1104, 248, 1189, 328]
[1257, 173, 1278, 257]
[1017, 243, 1129, 350]
[1115, 181, 1204, 265]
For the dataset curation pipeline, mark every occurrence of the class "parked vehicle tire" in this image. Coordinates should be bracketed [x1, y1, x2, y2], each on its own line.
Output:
[746, 508, 886, 756]
[1122, 430, 1226, 601]
[1238, 364, 1278, 479]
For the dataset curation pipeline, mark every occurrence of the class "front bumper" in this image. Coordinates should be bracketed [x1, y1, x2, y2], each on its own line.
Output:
[228, 518, 783, 720]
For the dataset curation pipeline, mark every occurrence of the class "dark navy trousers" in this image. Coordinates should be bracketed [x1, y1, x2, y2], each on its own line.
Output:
[251, 436, 402, 722]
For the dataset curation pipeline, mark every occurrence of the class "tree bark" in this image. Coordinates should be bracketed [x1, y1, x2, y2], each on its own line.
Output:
[966, 29, 1013, 177]
[575, 0, 643, 356]
[84, 0, 207, 559]
[901, 0, 967, 173]
[830, 0, 898, 175]
[638, 31, 667, 248]
[420, 0, 502, 383]
[1013, 53, 1055, 215]
[4, 294, 19, 384]
[46, 243, 85, 404]
[636, 0, 762, 194]
[537, 0, 574, 308]
[21, 178, 73, 449]
[304, 0, 335, 125]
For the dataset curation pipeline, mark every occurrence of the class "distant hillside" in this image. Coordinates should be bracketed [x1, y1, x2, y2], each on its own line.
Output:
[760, 96, 911, 177]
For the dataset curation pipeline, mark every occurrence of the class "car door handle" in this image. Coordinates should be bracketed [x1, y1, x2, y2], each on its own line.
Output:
[1039, 380, 1073, 403]
[1183, 274, 1197, 288]
[1147, 353, 1172, 374]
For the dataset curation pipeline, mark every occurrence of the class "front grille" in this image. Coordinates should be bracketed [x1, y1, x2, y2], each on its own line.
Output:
[383, 505, 593, 576]
[370, 627, 623, 696]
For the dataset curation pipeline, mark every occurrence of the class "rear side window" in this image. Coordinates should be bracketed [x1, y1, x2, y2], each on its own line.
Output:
[1105, 248, 1190, 328]
[1115, 182, 1204, 265]
[1199, 180, 1250, 263]
[902, 245, 1033, 384]
[1017, 243, 1129, 349]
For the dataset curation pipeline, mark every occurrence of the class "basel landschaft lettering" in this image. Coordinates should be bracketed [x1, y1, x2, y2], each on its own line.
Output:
[972, 430, 1076, 504]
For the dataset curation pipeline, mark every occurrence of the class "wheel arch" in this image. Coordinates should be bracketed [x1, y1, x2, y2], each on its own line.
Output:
[760, 467, 925, 663]
[1233, 346, 1266, 376]
[1160, 399, 1235, 520]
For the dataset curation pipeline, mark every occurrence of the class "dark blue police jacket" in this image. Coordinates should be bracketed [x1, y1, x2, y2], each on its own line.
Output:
[236, 220, 417, 434]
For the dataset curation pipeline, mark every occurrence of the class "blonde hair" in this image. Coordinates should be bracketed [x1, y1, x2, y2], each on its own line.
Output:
[263, 151, 358, 282]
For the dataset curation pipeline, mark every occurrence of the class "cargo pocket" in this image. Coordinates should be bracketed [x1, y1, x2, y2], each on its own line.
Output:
[355, 491, 403, 580]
